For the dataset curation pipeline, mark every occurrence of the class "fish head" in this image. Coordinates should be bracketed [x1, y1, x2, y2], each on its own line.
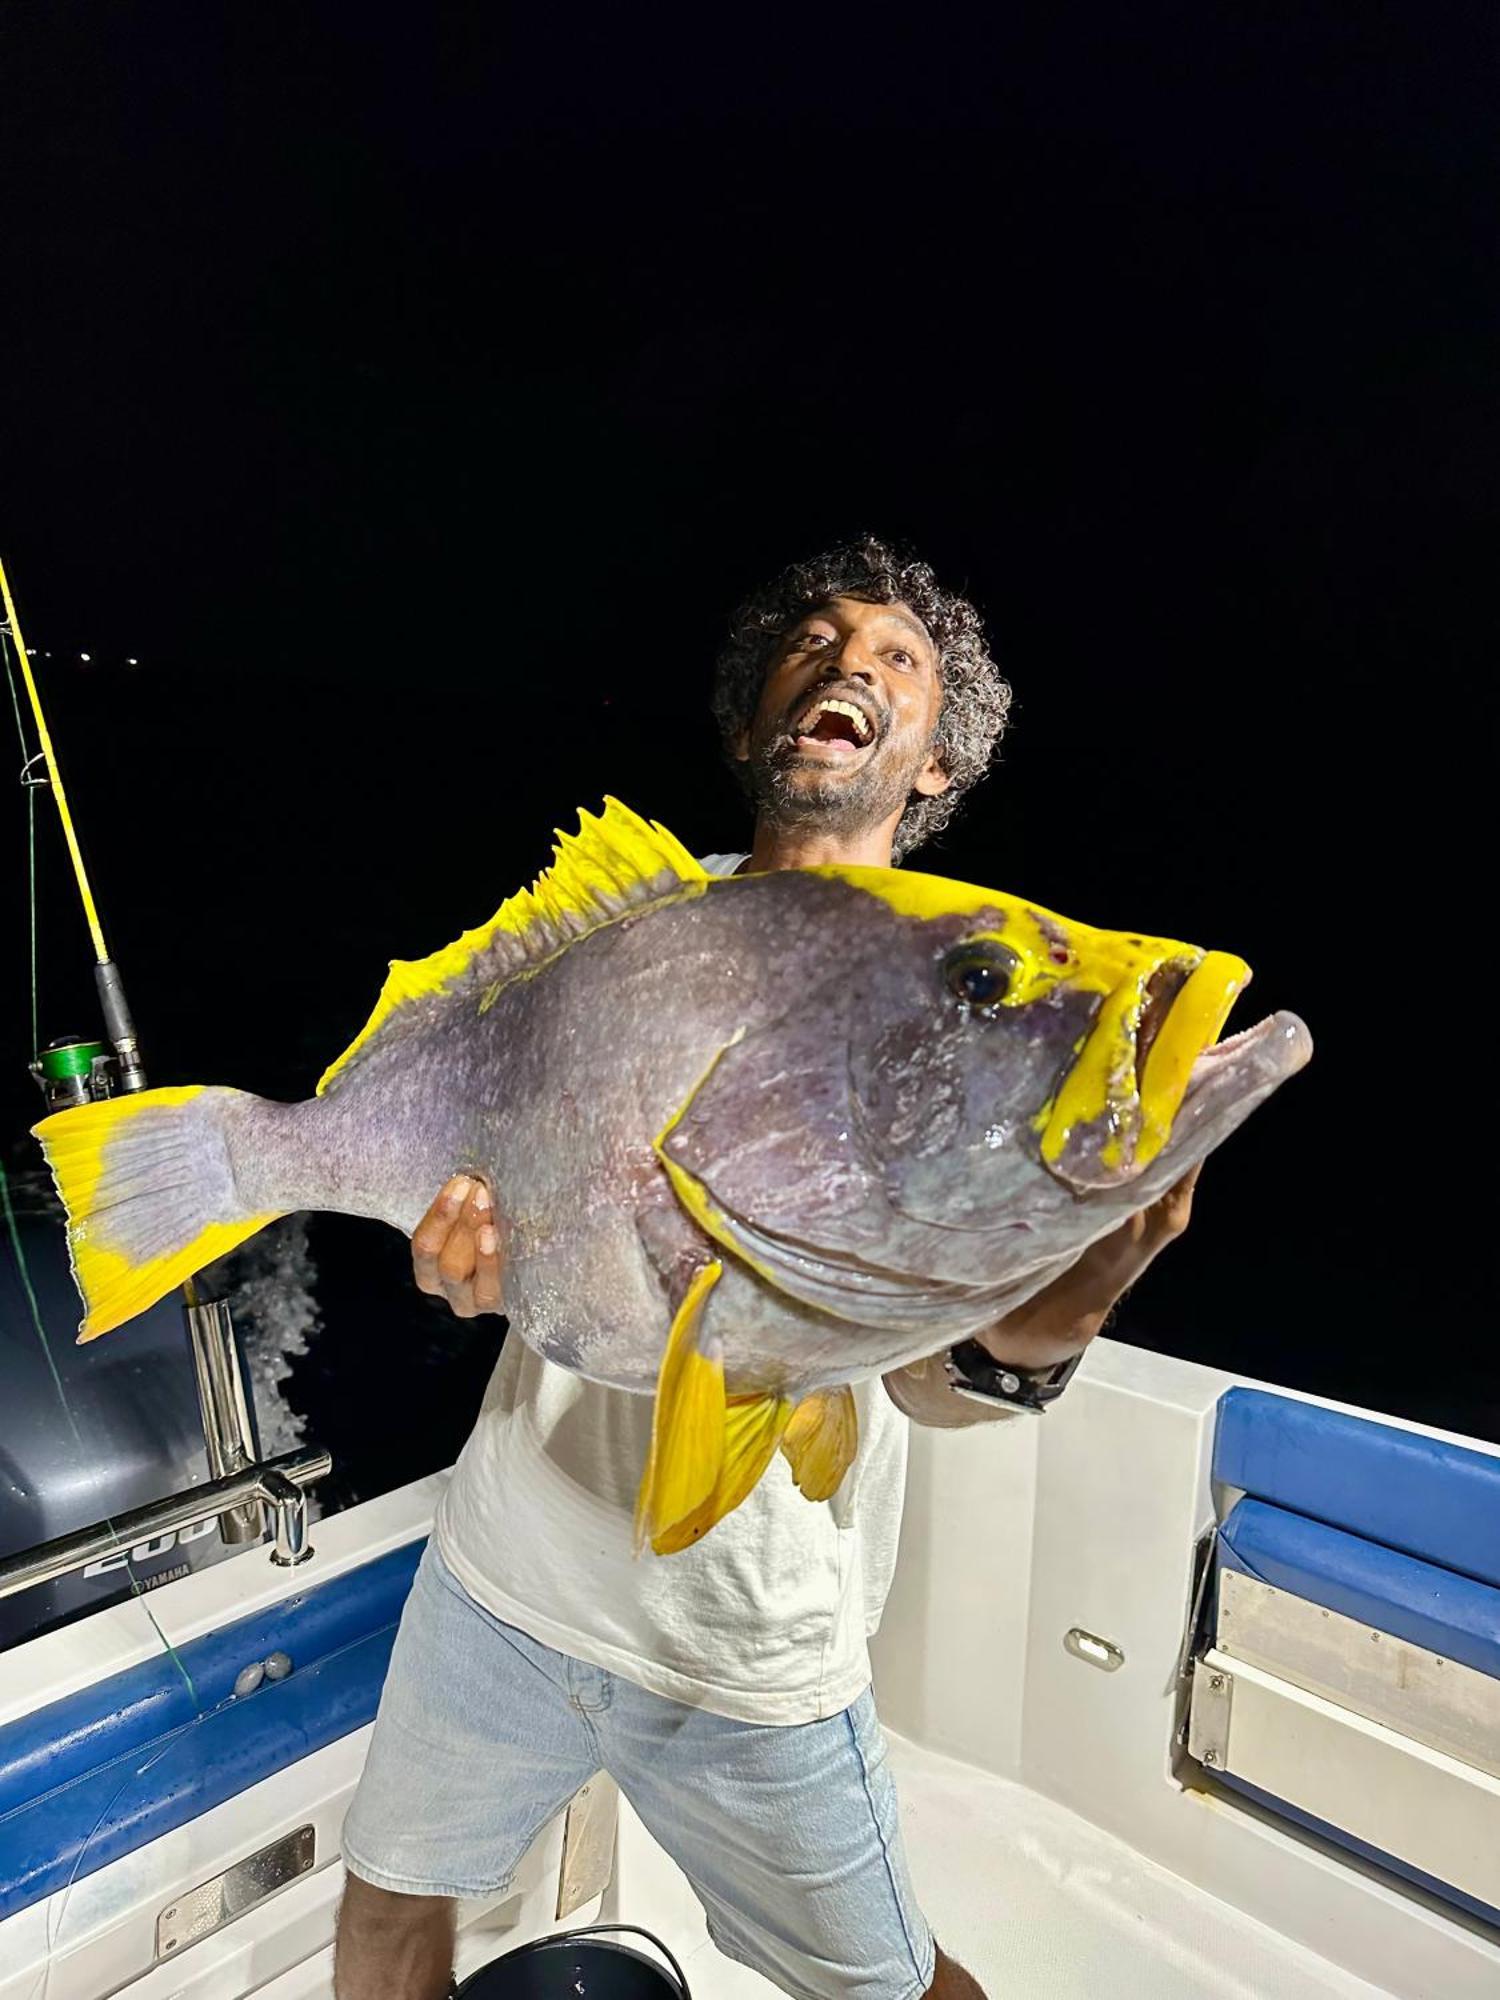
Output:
[657, 865, 1311, 1313]
[841, 866, 1311, 1220]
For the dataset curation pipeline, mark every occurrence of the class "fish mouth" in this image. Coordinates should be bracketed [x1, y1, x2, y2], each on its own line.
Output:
[1132, 957, 1193, 1082]
[1183, 1012, 1312, 1095]
[1044, 968, 1312, 1192]
[786, 685, 881, 758]
[1042, 949, 1267, 1188]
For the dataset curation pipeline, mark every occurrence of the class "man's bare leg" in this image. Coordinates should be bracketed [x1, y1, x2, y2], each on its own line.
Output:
[926, 1943, 988, 1997]
[335, 1874, 455, 2000]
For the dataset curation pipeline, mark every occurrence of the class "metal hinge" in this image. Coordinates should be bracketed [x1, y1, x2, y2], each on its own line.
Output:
[1187, 1661, 1235, 1771]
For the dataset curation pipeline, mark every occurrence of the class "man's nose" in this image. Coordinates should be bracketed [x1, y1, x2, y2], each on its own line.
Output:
[817, 640, 877, 684]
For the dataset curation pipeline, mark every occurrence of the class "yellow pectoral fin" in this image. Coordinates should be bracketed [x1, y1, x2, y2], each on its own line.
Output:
[780, 1386, 860, 1502]
[650, 1391, 795, 1556]
[634, 1261, 728, 1555]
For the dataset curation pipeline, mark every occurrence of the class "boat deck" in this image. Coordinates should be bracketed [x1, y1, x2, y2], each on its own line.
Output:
[587, 1731, 1388, 2000]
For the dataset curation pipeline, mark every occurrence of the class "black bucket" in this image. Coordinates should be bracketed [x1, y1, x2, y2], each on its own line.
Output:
[455, 1924, 691, 1998]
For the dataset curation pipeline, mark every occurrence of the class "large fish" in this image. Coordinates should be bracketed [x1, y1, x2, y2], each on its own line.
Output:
[35, 800, 1311, 1552]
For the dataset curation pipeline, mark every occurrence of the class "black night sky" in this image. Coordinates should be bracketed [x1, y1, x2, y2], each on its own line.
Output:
[0, 6, 1493, 1485]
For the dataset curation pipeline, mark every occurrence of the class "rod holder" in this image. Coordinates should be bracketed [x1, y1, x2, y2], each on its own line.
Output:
[184, 1297, 264, 1545]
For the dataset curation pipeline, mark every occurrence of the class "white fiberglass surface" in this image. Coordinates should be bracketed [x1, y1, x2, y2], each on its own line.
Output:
[599, 1735, 1388, 2000]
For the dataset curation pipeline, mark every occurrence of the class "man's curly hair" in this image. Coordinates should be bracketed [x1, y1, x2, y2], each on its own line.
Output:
[711, 535, 1011, 861]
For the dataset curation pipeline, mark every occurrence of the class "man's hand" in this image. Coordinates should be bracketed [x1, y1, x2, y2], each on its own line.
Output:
[884, 1163, 1202, 1426]
[973, 1161, 1204, 1370]
[412, 1175, 506, 1318]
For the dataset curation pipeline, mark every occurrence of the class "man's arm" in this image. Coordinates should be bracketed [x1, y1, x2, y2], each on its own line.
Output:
[883, 1165, 1203, 1427]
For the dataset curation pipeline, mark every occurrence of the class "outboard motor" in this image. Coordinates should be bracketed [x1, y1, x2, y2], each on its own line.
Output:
[0, 1183, 261, 1650]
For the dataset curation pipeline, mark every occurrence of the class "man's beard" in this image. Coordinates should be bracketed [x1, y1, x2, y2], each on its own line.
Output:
[745, 732, 918, 840]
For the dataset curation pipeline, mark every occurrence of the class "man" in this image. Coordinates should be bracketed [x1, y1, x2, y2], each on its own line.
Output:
[335, 538, 1198, 1999]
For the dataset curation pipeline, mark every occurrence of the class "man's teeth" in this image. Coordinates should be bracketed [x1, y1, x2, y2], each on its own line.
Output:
[798, 699, 873, 743]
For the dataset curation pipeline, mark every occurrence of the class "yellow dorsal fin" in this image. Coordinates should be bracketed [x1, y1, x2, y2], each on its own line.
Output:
[780, 1386, 859, 1502]
[319, 799, 708, 1094]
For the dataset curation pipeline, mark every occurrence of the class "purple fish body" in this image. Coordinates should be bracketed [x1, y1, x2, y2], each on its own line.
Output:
[35, 801, 1311, 1548]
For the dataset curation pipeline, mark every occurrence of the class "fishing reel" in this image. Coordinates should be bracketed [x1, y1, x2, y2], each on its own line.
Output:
[29, 966, 148, 1110]
[30, 1034, 122, 1111]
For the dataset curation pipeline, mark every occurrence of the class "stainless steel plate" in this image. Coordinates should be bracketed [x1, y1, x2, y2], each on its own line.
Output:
[156, 1823, 316, 1960]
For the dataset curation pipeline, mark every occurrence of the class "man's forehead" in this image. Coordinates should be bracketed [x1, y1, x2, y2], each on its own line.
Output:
[797, 596, 935, 650]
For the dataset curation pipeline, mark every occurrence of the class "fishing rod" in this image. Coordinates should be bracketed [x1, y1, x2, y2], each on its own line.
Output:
[3, 555, 275, 1565]
[0, 555, 148, 1108]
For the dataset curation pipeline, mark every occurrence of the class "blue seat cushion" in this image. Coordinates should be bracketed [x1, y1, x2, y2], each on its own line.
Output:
[1213, 1388, 1500, 1589]
[0, 1537, 424, 1922]
[1218, 1498, 1500, 1681]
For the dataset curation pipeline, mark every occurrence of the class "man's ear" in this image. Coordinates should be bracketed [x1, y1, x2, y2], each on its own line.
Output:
[912, 750, 952, 798]
[731, 726, 751, 764]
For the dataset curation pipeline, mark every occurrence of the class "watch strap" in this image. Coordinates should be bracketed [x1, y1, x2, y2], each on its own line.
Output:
[943, 1338, 1086, 1413]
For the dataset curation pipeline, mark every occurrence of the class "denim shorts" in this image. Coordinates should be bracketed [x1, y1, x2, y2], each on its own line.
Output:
[342, 1540, 937, 2000]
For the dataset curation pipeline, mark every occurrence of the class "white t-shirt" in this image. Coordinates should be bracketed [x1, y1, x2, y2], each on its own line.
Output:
[435, 853, 912, 1724]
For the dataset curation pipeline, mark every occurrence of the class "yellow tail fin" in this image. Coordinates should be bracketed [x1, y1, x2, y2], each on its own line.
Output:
[33, 1087, 280, 1341]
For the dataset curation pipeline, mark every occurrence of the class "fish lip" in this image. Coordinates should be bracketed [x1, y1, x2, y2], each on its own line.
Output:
[1185, 1009, 1313, 1091]
[1154, 1008, 1312, 1155]
[786, 683, 882, 748]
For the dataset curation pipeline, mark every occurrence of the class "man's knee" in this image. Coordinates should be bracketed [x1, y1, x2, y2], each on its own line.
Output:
[335, 1871, 456, 2000]
[925, 1942, 987, 1998]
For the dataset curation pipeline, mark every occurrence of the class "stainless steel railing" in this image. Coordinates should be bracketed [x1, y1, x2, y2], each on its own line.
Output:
[0, 1446, 332, 1602]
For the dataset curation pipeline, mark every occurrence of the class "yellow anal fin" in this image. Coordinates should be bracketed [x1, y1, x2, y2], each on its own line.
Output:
[649, 1390, 795, 1556]
[634, 1261, 729, 1555]
[780, 1386, 859, 1502]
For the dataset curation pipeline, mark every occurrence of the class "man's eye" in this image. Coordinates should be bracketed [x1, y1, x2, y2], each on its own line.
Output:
[799, 632, 833, 647]
[888, 649, 913, 669]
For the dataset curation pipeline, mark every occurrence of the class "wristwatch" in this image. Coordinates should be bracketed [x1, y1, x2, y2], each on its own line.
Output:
[943, 1338, 1086, 1414]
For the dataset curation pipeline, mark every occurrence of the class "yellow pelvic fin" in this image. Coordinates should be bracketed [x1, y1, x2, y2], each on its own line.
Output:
[634, 1261, 729, 1554]
[319, 799, 710, 1095]
[33, 1088, 281, 1341]
[648, 1390, 796, 1556]
[780, 1386, 860, 1502]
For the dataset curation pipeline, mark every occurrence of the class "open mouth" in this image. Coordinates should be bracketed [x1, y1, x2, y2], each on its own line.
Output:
[789, 692, 878, 756]
[1186, 1018, 1273, 1076]
[1132, 959, 1194, 1085]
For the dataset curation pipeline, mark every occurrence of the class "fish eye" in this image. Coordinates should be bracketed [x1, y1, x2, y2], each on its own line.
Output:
[944, 942, 1021, 1010]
